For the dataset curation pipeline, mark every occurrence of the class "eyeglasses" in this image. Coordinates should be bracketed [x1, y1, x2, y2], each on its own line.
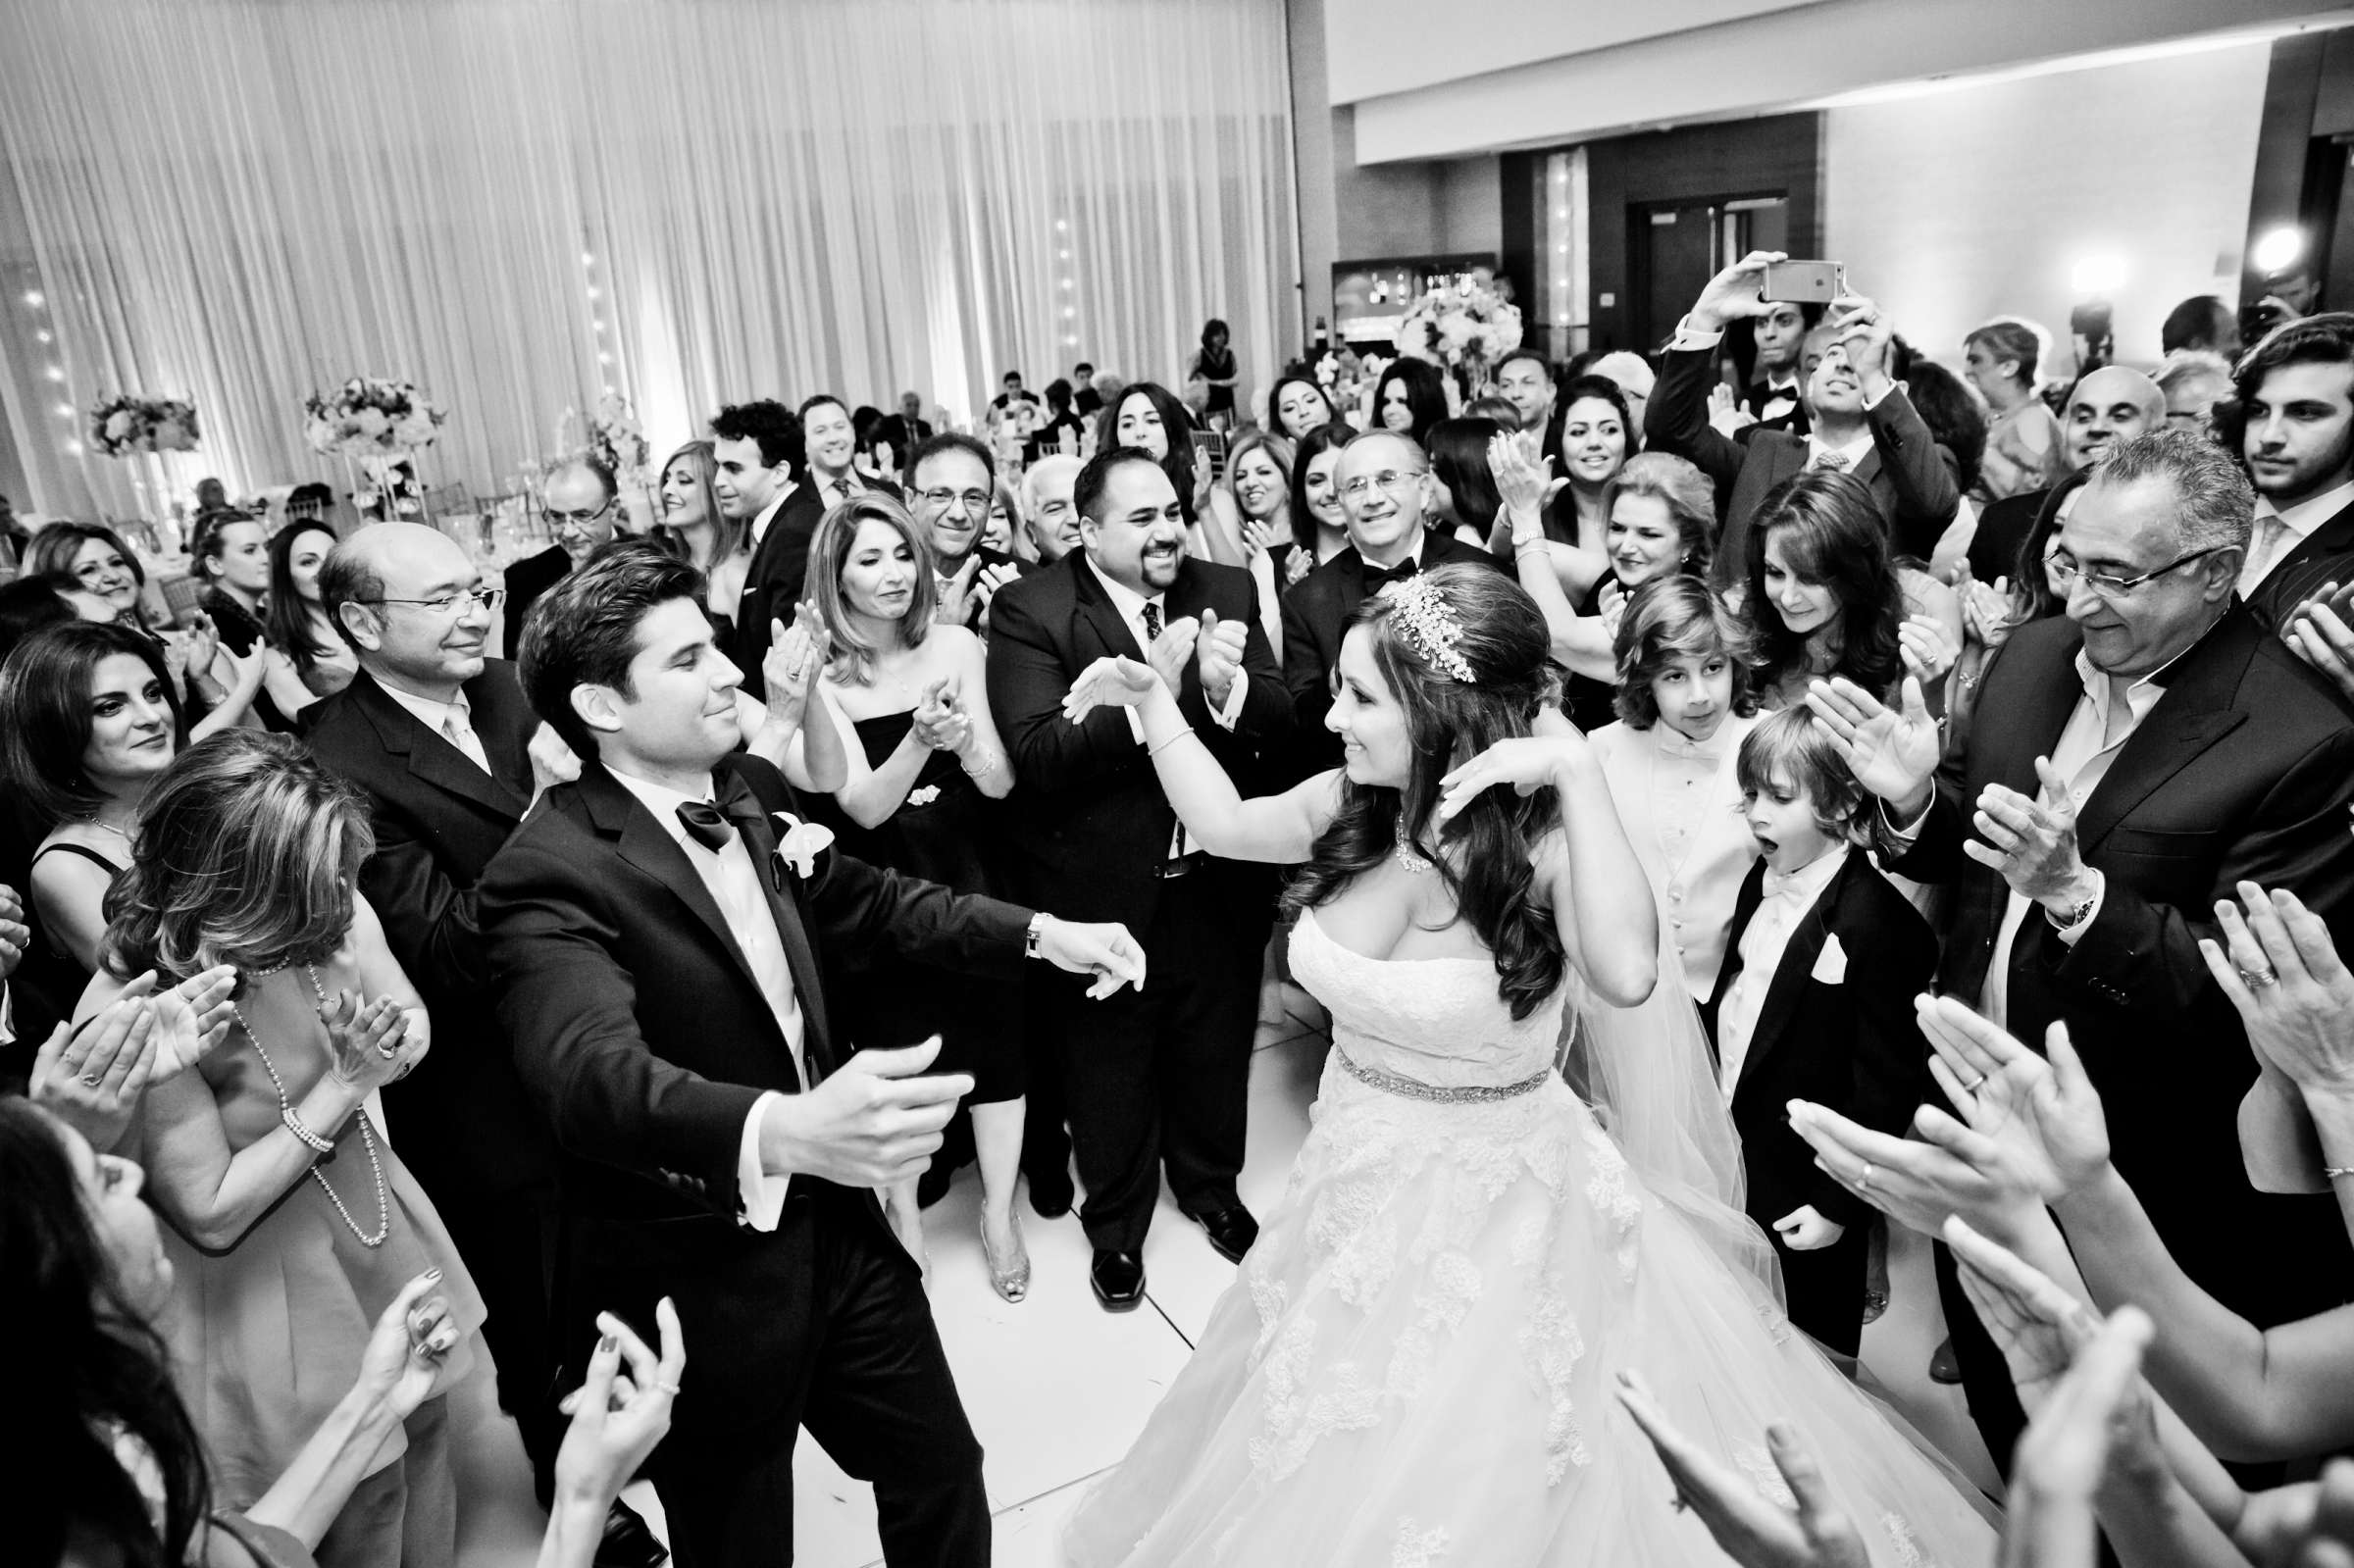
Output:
[2047, 545, 2226, 599]
[541, 500, 615, 531]
[357, 585, 505, 617]
[1339, 469, 1428, 500]
[920, 487, 993, 515]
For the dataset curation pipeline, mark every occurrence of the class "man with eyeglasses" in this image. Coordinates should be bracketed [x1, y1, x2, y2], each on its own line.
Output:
[909, 432, 1026, 630]
[1807, 429, 2354, 1489]
[1277, 429, 1500, 780]
[300, 523, 670, 1563]
[502, 456, 619, 660]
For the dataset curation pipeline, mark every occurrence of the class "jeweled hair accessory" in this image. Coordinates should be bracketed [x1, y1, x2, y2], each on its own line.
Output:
[1379, 576, 1477, 683]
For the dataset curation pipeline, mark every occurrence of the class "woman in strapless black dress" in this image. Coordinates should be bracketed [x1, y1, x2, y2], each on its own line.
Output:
[803, 493, 1032, 1299]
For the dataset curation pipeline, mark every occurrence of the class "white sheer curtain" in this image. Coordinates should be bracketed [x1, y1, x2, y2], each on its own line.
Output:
[0, 0, 1299, 519]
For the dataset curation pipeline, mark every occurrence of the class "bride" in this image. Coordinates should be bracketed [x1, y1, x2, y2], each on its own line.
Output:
[1056, 564, 1996, 1565]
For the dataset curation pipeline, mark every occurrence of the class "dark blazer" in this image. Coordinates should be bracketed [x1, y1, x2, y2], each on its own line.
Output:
[2246, 493, 2354, 629]
[302, 663, 547, 1193]
[986, 551, 1291, 932]
[501, 546, 571, 662]
[1645, 344, 1960, 587]
[1701, 853, 1935, 1231]
[1887, 605, 2354, 1320]
[477, 751, 1029, 1426]
[1279, 532, 1500, 780]
[733, 483, 827, 700]
[1966, 485, 2050, 586]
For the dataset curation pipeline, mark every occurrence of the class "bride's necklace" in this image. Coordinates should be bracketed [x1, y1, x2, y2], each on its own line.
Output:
[231, 964, 390, 1248]
[1393, 813, 1434, 875]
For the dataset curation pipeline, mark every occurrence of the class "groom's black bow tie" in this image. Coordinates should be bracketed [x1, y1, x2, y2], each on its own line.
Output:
[676, 799, 736, 852]
[1361, 557, 1420, 594]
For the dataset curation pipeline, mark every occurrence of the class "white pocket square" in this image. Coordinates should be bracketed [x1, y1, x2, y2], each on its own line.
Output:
[1811, 934, 1848, 986]
[771, 813, 836, 880]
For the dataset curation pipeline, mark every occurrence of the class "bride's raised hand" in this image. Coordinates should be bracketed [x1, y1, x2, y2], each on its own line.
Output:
[1061, 655, 1164, 725]
[1435, 709, 1586, 826]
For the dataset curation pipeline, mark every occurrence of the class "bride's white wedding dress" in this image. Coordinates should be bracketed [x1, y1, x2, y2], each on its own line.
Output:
[1064, 907, 1998, 1566]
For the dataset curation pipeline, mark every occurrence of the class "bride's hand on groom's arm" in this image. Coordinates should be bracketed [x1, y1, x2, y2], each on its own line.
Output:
[1613, 1370, 1870, 1568]
[757, 1036, 974, 1189]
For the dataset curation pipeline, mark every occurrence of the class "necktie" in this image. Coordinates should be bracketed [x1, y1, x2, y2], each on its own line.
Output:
[676, 799, 735, 852]
[1363, 558, 1420, 594]
[439, 710, 489, 774]
[1812, 450, 1850, 473]
[1142, 600, 1162, 642]
[833, 477, 855, 505]
[2247, 512, 2289, 586]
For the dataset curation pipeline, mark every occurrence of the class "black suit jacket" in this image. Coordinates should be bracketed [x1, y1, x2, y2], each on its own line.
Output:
[1701, 854, 1935, 1230]
[1887, 605, 2354, 1321]
[502, 546, 571, 662]
[1966, 485, 2051, 586]
[477, 752, 1029, 1425]
[302, 664, 547, 1193]
[2247, 493, 2354, 629]
[734, 484, 827, 700]
[1279, 533, 1501, 781]
[1645, 345, 1959, 587]
[986, 551, 1292, 931]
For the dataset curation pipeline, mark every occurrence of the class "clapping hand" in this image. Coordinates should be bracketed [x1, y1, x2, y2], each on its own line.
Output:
[31, 992, 161, 1150]
[1597, 580, 1629, 642]
[1969, 759, 2094, 908]
[910, 678, 972, 754]
[1961, 576, 2017, 651]
[934, 554, 983, 628]
[319, 989, 419, 1094]
[356, 1269, 471, 1420]
[1240, 517, 1282, 562]
[1060, 655, 1164, 724]
[2200, 881, 2354, 1099]
[977, 559, 1021, 614]
[150, 964, 239, 1082]
[1804, 676, 1938, 817]
[0, 883, 26, 979]
[1030, 916, 1149, 999]
[180, 613, 221, 684]
[1195, 608, 1247, 709]
[763, 604, 828, 732]
[2282, 582, 2354, 705]
[1898, 613, 1957, 685]
[554, 1301, 684, 1514]
[1147, 612, 1201, 695]
[1487, 428, 1561, 520]
[1614, 1369, 1871, 1568]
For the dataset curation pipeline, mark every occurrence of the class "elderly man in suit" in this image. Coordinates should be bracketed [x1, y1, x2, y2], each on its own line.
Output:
[1808, 429, 2354, 1476]
[479, 546, 1141, 1567]
[1280, 430, 1499, 781]
[1645, 250, 1958, 587]
[988, 446, 1293, 1309]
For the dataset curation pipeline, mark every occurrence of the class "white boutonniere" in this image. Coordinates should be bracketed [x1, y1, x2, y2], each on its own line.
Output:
[771, 812, 836, 881]
[907, 784, 943, 808]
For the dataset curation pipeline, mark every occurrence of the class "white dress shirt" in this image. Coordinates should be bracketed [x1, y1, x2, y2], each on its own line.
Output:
[1716, 842, 1849, 1098]
[2242, 478, 2354, 596]
[1592, 715, 1761, 1001]
[1084, 555, 1250, 860]
[1758, 375, 1800, 425]
[749, 482, 797, 548]
[1807, 427, 1876, 472]
[607, 765, 808, 1231]
[380, 683, 490, 774]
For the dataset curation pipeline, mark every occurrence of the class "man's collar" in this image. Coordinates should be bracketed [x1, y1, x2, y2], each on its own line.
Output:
[376, 678, 471, 732]
[1082, 552, 1162, 615]
[2257, 475, 2354, 534]
[1354, 532, 1424, 573]
[1807, 427, 1873, 467]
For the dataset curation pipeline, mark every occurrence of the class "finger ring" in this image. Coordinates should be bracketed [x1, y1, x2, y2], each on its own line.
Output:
[80, 1072, 102, 1088]
[655, 1380, 683, 1395]
[2239, 965, 2280, 989]
[377, 1041, 399, 1059]
[1965, 1075, 1986, 1092]
[1859, 1163, 1875, 1189]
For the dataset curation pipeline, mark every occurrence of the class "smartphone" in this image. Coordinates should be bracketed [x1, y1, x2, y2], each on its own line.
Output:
[1760, 260, 1842, 304]
[1191, 428, 1228, 480]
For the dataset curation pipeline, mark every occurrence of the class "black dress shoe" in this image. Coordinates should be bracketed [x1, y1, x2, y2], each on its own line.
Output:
[1090, 1248, 1146, 1311]
[1028, 1166, 1075, 1220]
[595, 1498, 668, 1568]
[1187, 1203, 1258, 1264]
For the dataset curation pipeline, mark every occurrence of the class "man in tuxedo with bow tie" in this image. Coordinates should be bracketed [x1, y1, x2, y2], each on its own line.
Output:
[987, 447, 1293, 1308]
[1809, 430, 2354, 1477]
[1645, 251, 1958, 588]
[479, 547, 1144, 1567]
[1279, 430, 1499, 781]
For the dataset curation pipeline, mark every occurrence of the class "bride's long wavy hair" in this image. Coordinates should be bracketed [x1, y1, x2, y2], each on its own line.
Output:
[1285, 564, 1566, 1019]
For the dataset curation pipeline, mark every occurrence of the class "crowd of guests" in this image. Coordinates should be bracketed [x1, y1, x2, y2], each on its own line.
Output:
[9, 247, 2354, 1568]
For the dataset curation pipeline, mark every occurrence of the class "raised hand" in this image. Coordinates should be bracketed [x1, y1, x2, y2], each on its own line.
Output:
[910, 678, 970, 753]
[2201, 881, 2354, 1097]
[1968, 758, 2094, 908]
[31, 994, 160, 1150]
[1962, 577, 2016, 651]
[763, 617, 821, 732]
[1708, 382, 1759, 437]
[1435, 712, 1586, 825]
[1788, 1057, 2054, 1243]
[1998, 1298, 2160, 1568]
[150, 963, 239, 1082]
[1898, 614, 1957, 685]
[553, 1300, 683, 1516]
[1615, 1369, 1871, 1568]
[1148, 613, 1201, 696]
[2282, 582, 2354, 705]
[1195, 608, 1247, 709]
[527, 723, 582, 799]
[319, 989, 415, 1094]
[354, 1269, 471, 1420]
[934, 554, 983, 628]
[1689, 249, 1787, 333]
[977, 560, 1022, 613]
[758, 1036, 974, 1188]
[1030, 917, 1149, 999]
[1804, 676, 1938, 816]
[0, 883, 26, 980]
[1488, 428, 1555, 520]
[1825, 292, 1892, 383]
[1061, 654, 1163, 724]
[1917, 998, 2111, 1202]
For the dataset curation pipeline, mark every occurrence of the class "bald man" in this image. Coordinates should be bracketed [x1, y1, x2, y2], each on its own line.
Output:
[1967, 365, 2167, 583]
[504, 456, 620, 660]
[301, 526, 657, 1553]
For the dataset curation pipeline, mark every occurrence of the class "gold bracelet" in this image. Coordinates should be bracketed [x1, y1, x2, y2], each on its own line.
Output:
[1148, 726, 1197, 757]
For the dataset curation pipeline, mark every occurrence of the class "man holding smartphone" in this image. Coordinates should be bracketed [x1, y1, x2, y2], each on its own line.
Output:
[1645, 250, 1960, 586]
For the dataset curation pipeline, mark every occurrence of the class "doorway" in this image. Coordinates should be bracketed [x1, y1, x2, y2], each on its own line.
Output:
[1627, 194, 1789, 352]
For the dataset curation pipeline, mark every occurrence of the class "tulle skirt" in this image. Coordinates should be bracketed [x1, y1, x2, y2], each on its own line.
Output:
[1062, 1056, 1998, 1566]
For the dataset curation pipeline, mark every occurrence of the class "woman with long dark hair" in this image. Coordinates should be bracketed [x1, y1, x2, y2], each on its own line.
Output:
[651, 439, 751, 634]
[1423, 416, 1506, 550]
[1189, 317, 1240, 426]
[1266, 372, 1339, 442]
[1369, 356, 1449, 446]
[1097, 379, 1209, 535]
[259, 522, 356, 717]
[1053, 563, 1996, 1563]
[23, 523, 266, 725]
[1284, 422, 1356, 585]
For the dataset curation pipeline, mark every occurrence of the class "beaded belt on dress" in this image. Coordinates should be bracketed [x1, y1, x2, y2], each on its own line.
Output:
[1335, 1048, 1554, 1103]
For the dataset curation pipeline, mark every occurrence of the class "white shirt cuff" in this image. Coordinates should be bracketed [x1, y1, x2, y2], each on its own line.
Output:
[1210, 671, 1249, 730]
[2050, 871, 2106, 946]
[1877, 793, 1930, 847]
[738, 1090, 793, 1230]
[1863, 379, 1893, 412]
[0, 981, 14, 1048]
[1124, 706, 1146, 743]
[1669, 315, 1724, 352]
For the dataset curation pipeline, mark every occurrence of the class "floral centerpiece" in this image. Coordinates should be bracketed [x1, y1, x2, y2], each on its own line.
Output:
[1393, 278, 1523, 394]
[587, 393, 651, 488]
[88, 395, 200, 457]
[304, 376, 445, 518]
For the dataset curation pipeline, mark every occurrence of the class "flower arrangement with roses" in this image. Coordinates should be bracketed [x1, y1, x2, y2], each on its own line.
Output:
[303, 377, 446, 458]
[88, 395, 200, 457]
[1392, 278, 1523, 381]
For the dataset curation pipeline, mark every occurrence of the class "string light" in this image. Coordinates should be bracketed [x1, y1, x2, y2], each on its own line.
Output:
[22, 290, 42, 308]
[44, 365, 64, 382]
[64, 438, 82, 455]
[34, 329, 51, 344]
[581, 251, 595, 267]
[586, 285, 600, 300]
[54, 402, 72, 417]
[597, 350, 612, 364]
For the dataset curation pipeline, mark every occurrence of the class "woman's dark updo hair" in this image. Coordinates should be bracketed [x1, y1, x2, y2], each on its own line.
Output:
[1286, 563, 1566, 1019]
[1742, 469, 1904, 700]
[5, 1098, 211, 1566]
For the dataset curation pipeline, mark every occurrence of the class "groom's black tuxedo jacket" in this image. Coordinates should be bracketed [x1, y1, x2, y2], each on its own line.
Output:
[303, 663, 548, 1197]
[478, 752, 1030, 1425]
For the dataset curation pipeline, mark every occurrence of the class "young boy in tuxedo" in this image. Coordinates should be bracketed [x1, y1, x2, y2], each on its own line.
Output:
[1701, 709, 1935, 1359]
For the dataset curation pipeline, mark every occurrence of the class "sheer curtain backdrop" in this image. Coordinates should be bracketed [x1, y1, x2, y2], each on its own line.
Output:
[0, 0, 1299, 521]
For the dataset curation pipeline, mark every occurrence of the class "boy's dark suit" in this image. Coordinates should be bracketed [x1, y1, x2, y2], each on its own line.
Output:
[1702, 851, 1936, 1357]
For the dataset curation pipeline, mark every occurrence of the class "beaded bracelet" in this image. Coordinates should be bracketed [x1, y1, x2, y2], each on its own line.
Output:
[281, 1104, 335, 1154]
[2327, 1166, 2354, 1182]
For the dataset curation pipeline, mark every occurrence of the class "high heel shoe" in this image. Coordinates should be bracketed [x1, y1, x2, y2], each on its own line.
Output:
[982, 1211, 1031, 1302]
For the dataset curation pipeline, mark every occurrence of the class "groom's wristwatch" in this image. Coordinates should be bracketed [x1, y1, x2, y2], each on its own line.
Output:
[1025, 913, 1049, 960]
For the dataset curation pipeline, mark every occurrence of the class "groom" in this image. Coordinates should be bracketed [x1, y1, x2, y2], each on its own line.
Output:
[479, 544, 1146, 1567]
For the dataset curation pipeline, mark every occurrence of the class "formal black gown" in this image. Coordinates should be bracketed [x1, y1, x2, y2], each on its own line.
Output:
[822, 711, 1025, 1103]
